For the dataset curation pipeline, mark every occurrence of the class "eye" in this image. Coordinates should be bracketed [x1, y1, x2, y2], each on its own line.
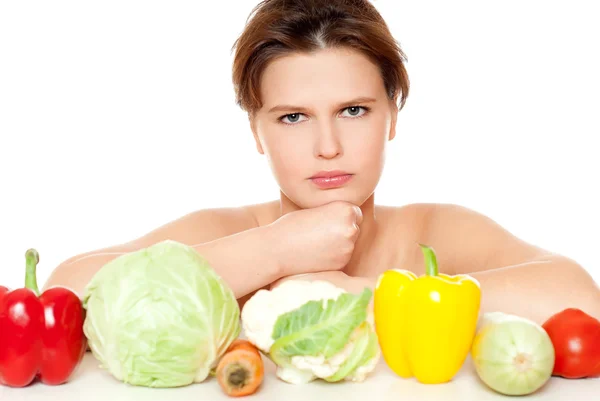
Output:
[280, 113, 307, 125]
[341, 106, 368, 118]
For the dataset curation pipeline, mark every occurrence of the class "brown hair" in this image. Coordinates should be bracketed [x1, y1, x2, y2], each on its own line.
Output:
[231, 0, 410, 116]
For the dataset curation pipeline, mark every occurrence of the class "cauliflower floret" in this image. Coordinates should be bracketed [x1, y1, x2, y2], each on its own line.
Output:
[290, 337, 355, 380]
[275, 365, 316, 384]
[241, 280, 379, 384]
[281, 321, 380, 384]
[346, 346, 380, 382]
[241, 280, 346, 352]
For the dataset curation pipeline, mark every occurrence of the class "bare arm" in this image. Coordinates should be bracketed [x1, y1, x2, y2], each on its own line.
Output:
[43, 206, 283, 300]
[469, 255, 600, 324]
[265, 204, 600, 325]
[272, 263, 600, 330]
[419, 203, 600, 325]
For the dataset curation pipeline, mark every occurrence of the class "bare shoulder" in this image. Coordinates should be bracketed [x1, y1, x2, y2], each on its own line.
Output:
[374, 203, 437, 273]
[128, 202, 276, 249]
[61, 203, 267, 262]
[376, 202, 434, 224]
[419, 202, 548, 273]
[376, 202, 548, 275]
[42, 202, 275, 294]
[244, 200, 281, 227]
[379, 201, 493, 224]
[379, 201, 523, 244]
[375, 202, 437, 242]
[419, 201, 540, 250]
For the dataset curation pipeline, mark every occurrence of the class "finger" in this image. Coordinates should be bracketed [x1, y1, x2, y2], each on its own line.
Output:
[353, 205, 363, 225]
[351, 222, 361, 242]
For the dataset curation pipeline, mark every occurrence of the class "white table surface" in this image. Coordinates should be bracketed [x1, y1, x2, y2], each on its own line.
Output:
[2, 351, 599, 401]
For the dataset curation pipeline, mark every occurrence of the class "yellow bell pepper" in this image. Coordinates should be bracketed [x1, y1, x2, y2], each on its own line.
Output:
[374, 244, 481, 384]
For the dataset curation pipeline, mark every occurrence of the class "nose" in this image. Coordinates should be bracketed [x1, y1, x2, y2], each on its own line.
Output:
[314, 120, 342, 159]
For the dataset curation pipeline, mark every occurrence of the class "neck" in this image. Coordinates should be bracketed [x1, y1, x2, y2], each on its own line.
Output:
[278, 192, 379, 275]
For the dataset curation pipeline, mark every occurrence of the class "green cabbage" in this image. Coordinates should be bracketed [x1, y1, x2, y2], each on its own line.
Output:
[82, 240, 241, 388]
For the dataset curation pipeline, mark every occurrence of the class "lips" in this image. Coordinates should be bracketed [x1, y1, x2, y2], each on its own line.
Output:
[310, 170, 350, 179]
[309, 170, 353, 189]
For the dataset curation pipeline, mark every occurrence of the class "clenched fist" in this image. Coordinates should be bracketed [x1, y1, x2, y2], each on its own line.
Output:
[266, 201, 363, 276]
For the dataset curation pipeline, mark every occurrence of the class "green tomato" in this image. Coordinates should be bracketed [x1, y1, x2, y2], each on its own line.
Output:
[471, 312, 555, 396]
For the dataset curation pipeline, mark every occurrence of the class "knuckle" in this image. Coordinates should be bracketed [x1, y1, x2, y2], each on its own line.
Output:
[330, 200, 345, 209]
[343, 204, 360, 222]
[346, 224, 357, 238]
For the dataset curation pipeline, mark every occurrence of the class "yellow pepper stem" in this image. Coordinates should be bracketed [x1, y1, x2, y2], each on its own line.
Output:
[419, 244, 439, 277]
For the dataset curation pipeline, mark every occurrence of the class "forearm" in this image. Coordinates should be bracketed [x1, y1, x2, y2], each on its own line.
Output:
[471, 256, 600, 325]
[44, 225, 283, 300]
[279, 257, 600, 328]
[193, 226, 283, 299]
[342, 262, 600, 327]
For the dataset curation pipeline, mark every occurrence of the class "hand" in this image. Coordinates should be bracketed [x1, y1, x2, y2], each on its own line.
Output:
[266, 201, 363, 277]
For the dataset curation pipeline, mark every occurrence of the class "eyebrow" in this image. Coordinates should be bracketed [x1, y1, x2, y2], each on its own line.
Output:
[267, 96, 378, 114]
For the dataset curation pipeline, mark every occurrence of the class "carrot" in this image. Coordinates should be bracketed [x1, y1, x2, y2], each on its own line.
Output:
[216, 339, 264, 397]
[226, 339, 261, 357]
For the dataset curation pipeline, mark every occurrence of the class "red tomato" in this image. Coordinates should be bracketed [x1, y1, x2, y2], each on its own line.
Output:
[542, 308, 600, 379]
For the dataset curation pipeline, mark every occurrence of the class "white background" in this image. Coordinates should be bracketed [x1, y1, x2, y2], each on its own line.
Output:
[1, 0, 599, 290]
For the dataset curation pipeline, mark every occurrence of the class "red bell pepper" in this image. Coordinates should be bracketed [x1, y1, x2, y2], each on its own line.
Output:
[542, 308, 600, 379]
[0, 249, 87, 387]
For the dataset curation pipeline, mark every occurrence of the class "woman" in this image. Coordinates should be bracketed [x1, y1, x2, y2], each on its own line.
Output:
[44, 0, 599, 325]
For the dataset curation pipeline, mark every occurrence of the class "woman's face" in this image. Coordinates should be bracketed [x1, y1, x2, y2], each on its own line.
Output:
[251, 47, 398, 209]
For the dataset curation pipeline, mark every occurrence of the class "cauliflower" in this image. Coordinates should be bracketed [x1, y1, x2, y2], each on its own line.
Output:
[241, 280, 380, 384]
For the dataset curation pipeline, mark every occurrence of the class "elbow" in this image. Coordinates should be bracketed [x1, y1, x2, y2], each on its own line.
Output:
[43, 262, 83, 296]
[42, 250, 128, 297]
[576, 284, 600, 322]
[554, 256, 600, 320]
[588, 280, 600, 321]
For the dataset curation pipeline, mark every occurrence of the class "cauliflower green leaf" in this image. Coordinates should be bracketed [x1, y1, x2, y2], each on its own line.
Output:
[270, 288, 372, 365]
[324, 322, 379, 382]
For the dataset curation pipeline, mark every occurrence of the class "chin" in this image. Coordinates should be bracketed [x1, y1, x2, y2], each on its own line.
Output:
[280, 176, 378, 209]
[294, 189, 371, 209]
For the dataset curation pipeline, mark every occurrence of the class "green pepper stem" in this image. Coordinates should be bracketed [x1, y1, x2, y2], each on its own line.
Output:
[418, 243, 439, 276]
[25, 248, 40, 295]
